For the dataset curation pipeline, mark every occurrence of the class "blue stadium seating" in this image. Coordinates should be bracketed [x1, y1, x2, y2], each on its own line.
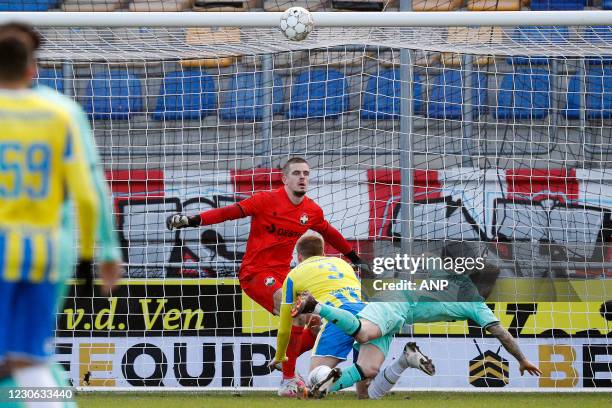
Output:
[361, 69, 423, 120]
[220, 72, 283, 121]
[153, 69, 217, 121]
[604, 0, 612, 9]
[496, 69, 551, 120]
[0, 0, 58, 11]
[85, 69, 143, 120]
[530, 0, 584, 10]
[565, 67, 612, 119]
[35, 67, 64, 93]
[288, 69, 349, 119]
[427, 69, 488, 119]
[583, 26, 612, 65]
[508, 26, 570, 65]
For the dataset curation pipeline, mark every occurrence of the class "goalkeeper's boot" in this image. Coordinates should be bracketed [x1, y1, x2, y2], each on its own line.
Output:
[277, 375, 305, 398]
[403, 342, 435, 376]
[291, 293, 318, 317]
[309, 367, 341, 399]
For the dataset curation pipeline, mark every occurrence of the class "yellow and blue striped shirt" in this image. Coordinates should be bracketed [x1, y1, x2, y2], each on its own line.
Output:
[0, 89, 99, 283]
[274, 255, 363, 361]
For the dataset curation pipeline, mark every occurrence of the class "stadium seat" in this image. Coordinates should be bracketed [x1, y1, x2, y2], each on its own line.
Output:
[361, 69, 423, 120]
[466, 0, 521, 11]
[331, 0, 385, 11]
[0, 0, 57, 11]
[192, 0, 256, 11]
[508, 26, 570, 65]
[263, 0, 328, 11]
[129, 0, 192, 11]
[441, 27, 501, 67]
[582, 26, 612, 65]
[530, 0, 584, 10]
[412, 0, 463, 11]
[85, 69, 143, 120]
[288, 69, 349, 119]
[62, 0, 121, 11]
[35, 67, 64, 93]
[427, 69, 488, 119]
[495, 69, 551, 120]
[604, 0, 612, 9]
[153, 69, 217, 121]
[220, 72, 284, 121]
[564, 67, 612, 119]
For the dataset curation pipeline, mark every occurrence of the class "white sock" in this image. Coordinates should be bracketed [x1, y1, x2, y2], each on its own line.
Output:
[367, 355, 409, 400]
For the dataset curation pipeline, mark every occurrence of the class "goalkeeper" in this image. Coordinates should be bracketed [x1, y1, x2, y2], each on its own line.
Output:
[293, 287, 541, 399]
[167, 157, 371, 396]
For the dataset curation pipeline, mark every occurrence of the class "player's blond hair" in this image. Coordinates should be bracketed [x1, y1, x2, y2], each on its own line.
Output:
[296, 234, 324, 259]
[282, 157, 309, 175]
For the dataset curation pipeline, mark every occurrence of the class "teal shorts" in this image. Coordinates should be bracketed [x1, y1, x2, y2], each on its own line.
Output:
[355, 302, 409, 357]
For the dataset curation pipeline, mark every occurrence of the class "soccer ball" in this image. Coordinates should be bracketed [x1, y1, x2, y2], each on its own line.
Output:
[308, 365, 332, 388]
[279, 7, 314, 41]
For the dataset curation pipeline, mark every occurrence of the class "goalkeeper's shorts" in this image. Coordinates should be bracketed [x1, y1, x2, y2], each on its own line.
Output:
[0, 280, 59, 360]
[313, 301, 366, 360]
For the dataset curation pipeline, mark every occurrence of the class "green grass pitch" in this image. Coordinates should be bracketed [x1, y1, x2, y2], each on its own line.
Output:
[77, 391, 611, 408]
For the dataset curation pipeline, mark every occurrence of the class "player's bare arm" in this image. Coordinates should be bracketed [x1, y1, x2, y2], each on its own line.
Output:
[487, 323, 542, 376]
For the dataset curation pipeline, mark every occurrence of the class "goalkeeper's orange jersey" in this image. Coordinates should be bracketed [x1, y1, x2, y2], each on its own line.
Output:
[0, 89, 98, 283]
[274, 255, 362, 361]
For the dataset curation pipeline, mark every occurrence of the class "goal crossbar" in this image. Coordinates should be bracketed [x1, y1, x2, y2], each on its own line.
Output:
[1, 11, 612, 28]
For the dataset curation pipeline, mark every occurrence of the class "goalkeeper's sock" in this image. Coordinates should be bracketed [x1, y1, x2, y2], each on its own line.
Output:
[367, 356, 409, 399]
[329, 364, 365, 392]
[282, 325, 304, 380]
[317, 304, 361, 337]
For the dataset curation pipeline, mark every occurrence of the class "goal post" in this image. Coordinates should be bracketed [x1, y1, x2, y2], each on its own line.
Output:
[6, 10, 610, 390]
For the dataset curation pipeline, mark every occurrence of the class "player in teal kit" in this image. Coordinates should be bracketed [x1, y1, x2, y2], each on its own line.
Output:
[294, 296, 542, 399]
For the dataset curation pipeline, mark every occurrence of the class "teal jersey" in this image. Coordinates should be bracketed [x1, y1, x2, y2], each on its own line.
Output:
[409, 302, 499, 329]
[34, 86, 121, 270]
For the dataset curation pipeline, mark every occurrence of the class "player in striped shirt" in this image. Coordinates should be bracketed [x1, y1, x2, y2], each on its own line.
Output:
[268, 234, 368, 397]
[0, 23, 120, 396]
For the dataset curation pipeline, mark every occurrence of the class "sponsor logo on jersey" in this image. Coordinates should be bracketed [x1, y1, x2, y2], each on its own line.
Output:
[264, 276, 276, 286]
[300, 214, 308, 225]
[265, 223, 301, 238]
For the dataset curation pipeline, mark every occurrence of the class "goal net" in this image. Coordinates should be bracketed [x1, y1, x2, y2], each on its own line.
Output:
[27, 15, 612, 390]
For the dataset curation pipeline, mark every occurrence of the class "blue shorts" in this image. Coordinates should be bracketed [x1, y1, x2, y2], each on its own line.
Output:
[0, 280, 59, 361]
[313, 302, 365, 360]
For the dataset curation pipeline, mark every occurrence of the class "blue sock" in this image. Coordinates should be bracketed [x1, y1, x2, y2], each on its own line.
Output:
[330, 364, 365, 392]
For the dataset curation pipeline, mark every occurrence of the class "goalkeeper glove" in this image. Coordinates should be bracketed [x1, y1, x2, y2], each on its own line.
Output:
[345, 250, 373, 277]
[166, 213, 200, 230]
[76, 259, 94, 298]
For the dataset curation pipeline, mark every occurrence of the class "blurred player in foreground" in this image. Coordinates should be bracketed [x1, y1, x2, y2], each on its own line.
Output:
[0, 22, 121, 397]
[267, 234, 372, 397]
[294, 292, 541, 399]
[167, 157, 370, 396]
